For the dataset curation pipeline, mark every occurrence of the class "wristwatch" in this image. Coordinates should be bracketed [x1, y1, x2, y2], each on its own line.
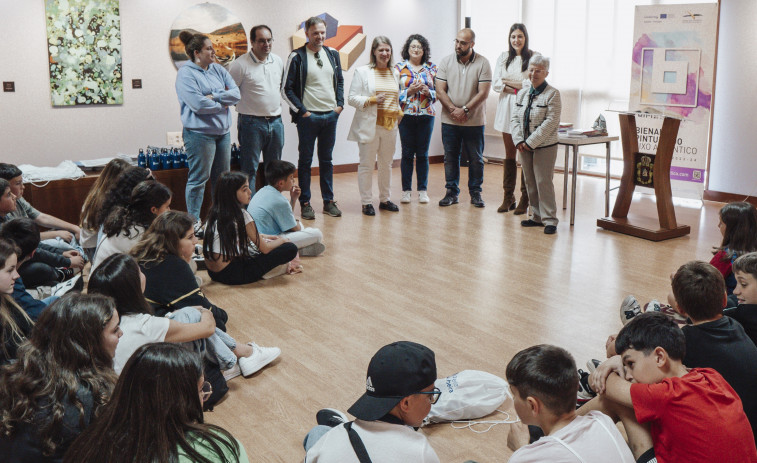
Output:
[462, 105, 469, 114]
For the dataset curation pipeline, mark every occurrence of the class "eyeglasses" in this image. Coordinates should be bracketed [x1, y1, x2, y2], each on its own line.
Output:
[314, 51, 323, 68]
[200, 381, 213, 402]
[409, 45, 423, 50]
[414, 387, 442, 404]
[454, 39, 471, 46]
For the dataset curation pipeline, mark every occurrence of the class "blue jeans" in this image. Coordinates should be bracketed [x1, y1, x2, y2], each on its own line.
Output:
[441, 124, 485, 195]
[238, 115, 284, 194]
[399, 115, 434, 192]
[168, 307, 238, 370]
[296, 111, 338, 205]
[183, 128, 231, 221]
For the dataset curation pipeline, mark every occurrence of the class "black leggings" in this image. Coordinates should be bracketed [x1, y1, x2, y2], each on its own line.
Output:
[207, 243, 298, 285]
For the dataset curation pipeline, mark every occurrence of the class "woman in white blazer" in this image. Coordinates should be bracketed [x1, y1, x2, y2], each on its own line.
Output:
[347, 36, 402, 216]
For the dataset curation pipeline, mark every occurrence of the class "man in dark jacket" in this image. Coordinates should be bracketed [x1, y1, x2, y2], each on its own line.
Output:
[282, 16, 344, 220]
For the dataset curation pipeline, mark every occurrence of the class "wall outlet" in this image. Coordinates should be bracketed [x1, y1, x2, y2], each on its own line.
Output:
[166, 131, 183, 147]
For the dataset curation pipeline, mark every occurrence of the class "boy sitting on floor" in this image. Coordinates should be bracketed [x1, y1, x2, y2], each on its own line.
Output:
[505, 344, 634, 462]
[302, 341, 440, 462]
[580, 312, 757, 462]
[0, 163, 82, 251]
[724, 252, 757, 345]
[603, 261, 757, 438]
[247, 160, 325, 257]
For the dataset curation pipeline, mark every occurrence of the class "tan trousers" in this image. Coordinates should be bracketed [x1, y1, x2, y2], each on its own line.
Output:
[520, 144, 559, 226]
[357, 126, 397, 205]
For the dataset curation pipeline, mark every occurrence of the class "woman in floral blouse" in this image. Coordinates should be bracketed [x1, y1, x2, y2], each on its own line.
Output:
[395, 34, 437, 204]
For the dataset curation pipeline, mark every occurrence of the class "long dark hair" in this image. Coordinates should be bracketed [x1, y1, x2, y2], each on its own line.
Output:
[88, 253, 154, 317]
[102, 181, 171, 238]
[203, 171, 258, 260]
[506, 23, 532, 72]
[400, 34, 431, 64]
[98, 167, 153, 227]
[0, 293, 118, 457]
[80, 158, 131, 230]
[715, 202, 757, 259]
[131, 210, 194, 266]
[64, 343, 240, 463]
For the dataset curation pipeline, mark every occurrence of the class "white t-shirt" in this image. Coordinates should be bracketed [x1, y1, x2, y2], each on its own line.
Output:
[208, 210, 260, 256]
[509, 411, 635, 463]
[92, 226, 145, 272]
[303, 47, 336, 112]
[113, 313, 170, 374]
[304, 420, 440, 463]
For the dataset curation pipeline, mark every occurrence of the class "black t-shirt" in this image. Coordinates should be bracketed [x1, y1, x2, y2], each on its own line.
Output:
[683, 316, 757, 438]
[723, 304, 757, 348]
[139, 255, 228, 332]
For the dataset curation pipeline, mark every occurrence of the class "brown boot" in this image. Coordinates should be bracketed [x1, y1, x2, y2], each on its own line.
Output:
[497, 159, 517, 212]
[513, 170, 530, 215]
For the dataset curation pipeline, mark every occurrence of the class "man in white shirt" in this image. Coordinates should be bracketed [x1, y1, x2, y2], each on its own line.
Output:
[228, 25, 285, 194]
[303, 341, 441, 462]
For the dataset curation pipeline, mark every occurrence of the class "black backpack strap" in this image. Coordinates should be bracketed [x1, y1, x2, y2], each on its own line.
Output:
[344, 422, 372, 463]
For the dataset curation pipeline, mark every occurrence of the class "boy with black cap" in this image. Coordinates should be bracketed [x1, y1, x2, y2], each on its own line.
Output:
[303, 341, 441, 462]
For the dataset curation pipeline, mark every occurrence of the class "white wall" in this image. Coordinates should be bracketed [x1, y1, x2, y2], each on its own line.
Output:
[709, 0, 757, 197]
[0, 0, 457, 167]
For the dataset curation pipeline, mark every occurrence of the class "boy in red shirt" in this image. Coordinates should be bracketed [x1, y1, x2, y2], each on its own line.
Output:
[579, 312, 757, 463]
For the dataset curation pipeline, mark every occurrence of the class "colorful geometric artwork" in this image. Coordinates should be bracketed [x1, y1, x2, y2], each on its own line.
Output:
[291, 13, 366, 70]
[45, 0, 123, 106]
[169, 3, 247, 69]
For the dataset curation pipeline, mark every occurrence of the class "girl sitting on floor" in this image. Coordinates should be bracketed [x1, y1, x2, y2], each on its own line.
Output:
[0, 238, 33, 365]
[78, 158, 131, 261]
[64, 343, 250, 463]
[92, 181, 172, 272]
[89, 253, 278, 379]
[203, 171, 298, 285]
[0, 293, 120, 462]
[131, 211, 280, 372]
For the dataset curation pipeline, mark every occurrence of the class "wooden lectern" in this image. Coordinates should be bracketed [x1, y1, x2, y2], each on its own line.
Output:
[597, 113, 690, 241]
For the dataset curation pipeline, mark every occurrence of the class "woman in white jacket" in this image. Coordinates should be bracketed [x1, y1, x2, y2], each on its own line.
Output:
[348, 37, 402, 216]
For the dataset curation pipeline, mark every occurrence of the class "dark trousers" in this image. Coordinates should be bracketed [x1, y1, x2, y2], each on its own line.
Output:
[296, 111, 339, 205]
[207, 243, 298, 285]
[441, 123, 485, 195]
[399, 115, 434, 191]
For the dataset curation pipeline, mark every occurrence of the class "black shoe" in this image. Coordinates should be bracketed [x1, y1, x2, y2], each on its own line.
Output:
[55, 267, 76, 282]
[379, 200, 399, 212]
[470, 193, 485, 208]
[362, 204, 376, 216]
[438, 192, 459, 207]
[316, 408, 349, 427]
[544, 225, 557, 235]
[521, 219, 545, 227]
[577, 369, 597, 402]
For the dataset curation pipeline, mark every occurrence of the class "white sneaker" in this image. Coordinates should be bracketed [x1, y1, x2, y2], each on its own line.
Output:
[238, 342, 281, 377]
[401, 191, 411, 203]
[419, 191, 430, 203]
[222, 363, 241, 381]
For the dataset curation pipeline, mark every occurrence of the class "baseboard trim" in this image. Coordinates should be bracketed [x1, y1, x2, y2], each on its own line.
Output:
[309, 155, 444, 176]
[703, 190, 757, 206]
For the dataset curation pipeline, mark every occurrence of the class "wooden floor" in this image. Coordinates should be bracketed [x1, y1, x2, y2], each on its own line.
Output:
[199, 162, 723, 462]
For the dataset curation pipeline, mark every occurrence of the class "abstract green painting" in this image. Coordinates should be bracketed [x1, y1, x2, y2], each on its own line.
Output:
[45, 0, 123, 106]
